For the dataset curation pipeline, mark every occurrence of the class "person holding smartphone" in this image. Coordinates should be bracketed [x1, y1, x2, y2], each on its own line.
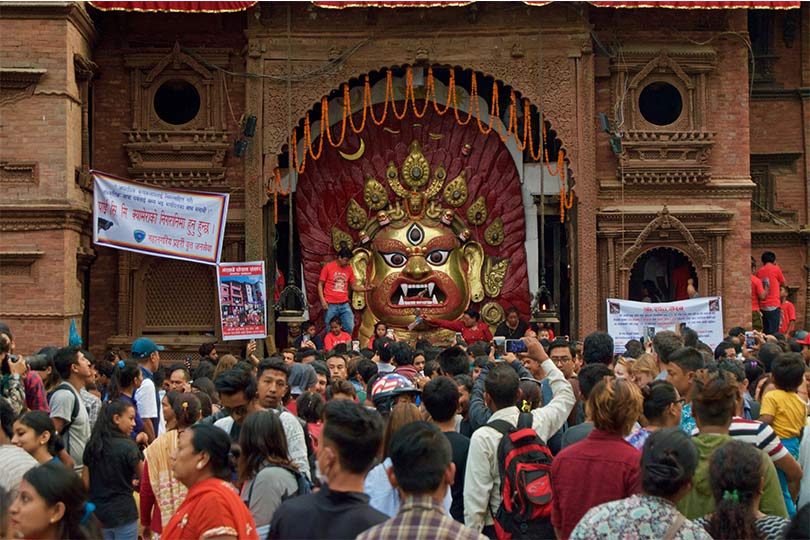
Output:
[423, 309, 492, 345]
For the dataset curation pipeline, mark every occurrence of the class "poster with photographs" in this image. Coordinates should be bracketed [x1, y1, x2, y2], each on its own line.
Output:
[217, 262, 267, 341]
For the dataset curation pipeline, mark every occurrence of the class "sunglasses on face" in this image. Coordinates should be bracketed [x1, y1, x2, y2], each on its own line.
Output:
[223, 404, 248, 417]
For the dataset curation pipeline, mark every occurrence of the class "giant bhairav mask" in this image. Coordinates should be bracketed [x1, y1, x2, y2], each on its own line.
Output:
[296, 104, 530, 345]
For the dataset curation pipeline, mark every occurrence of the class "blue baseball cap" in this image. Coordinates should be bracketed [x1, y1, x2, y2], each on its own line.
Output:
[131, 337, 164, 358]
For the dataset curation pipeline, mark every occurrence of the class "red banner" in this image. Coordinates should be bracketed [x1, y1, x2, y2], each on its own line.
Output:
[88, 1, 257, 13]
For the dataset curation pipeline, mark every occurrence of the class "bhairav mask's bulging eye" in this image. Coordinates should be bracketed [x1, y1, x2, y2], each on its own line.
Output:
[426, 249, 450, 266]
[382, 252, 408, 268]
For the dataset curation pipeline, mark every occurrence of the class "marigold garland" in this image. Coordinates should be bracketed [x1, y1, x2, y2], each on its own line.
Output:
[283, 65, 572, 220]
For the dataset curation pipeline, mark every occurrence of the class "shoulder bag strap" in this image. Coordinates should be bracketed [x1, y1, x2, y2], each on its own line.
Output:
[663, 513, 686, 540]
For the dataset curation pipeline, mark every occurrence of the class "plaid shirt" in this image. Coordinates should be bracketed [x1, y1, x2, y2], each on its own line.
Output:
[356, 495, 488, 540]
[24, 370, 49, 412]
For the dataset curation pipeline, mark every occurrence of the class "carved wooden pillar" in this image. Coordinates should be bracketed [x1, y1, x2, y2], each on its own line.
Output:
[606, 234, 617, 298]
[714, 234, 724, 298]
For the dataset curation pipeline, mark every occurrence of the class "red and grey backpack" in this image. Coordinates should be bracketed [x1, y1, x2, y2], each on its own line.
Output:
[488, 412, 555, 540]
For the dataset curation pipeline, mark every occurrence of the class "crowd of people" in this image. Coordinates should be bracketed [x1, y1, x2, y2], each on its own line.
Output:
[2, 276, 810, 539]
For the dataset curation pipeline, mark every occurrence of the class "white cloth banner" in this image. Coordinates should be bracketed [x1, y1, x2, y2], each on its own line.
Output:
[93, 171, 228, 265]
[606, 297, 724, 354]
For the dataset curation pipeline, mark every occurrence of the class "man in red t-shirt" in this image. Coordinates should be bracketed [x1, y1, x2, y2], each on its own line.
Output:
[755, 251, 786, 335]
[318, 247, 372, 336]
[779, 284, 796, 336]
[751, 257, 767, 332]
[424, 308, 493, 344]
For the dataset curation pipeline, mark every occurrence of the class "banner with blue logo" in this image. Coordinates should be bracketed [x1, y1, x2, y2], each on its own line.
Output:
[92, 170, 229, 265]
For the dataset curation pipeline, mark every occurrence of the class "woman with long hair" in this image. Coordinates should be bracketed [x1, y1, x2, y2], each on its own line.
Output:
[81, 399, 143, 540]
[571, 428, 710, 540]
[238, 411, 303, 537]
[695, 440, 790, 540]
[9, 461, 100, 539]
[162, 424, 257, 540]
[140, 392, 200, 539]
[626, 381, 683, 450]
[161, 391, 180, 432]
[12, 410, 61, 465]
[108, 360, 148, 446]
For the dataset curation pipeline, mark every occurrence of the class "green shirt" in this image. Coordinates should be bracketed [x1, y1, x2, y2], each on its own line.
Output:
[676, 433, 788, 520]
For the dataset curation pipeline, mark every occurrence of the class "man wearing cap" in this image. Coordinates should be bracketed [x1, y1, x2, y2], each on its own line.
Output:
[796, 332, 810, 365]
[131, 337, 163, 444]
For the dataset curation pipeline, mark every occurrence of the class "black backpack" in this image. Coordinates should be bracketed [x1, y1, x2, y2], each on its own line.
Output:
[47, 382, 80, 453]
[488, 412, 555, 540]
[244, 463, 312, 508]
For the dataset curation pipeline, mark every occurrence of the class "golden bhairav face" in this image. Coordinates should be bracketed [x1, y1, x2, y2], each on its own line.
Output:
[364, 219, 470, 326]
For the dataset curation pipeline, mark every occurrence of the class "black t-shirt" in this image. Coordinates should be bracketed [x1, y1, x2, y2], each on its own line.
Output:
[444, 430, 470, 523]
[83, 435, 142, 527]
[269, 485, 387, 540]
[494, 320, 529, 340]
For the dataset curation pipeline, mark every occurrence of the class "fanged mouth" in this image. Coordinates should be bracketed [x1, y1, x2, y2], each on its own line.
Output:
[389, 282, 447, 307]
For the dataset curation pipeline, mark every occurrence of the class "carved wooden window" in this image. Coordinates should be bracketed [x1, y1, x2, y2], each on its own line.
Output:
[748, 11, 777, 85]
[750, 163, 773, 213]
[143, 259, 217, 333]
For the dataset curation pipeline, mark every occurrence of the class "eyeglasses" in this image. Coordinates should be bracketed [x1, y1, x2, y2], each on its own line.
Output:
[222, 404, 248, 417]
[551, 356, 573, 363]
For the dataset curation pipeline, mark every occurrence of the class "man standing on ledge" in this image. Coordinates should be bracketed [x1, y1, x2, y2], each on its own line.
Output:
[425, 309, 493, 344]
[318, 247, 373, 336]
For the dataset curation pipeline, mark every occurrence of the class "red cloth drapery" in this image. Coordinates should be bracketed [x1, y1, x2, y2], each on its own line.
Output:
[314, 1, 799, 8]
[88, 1, 257, 13]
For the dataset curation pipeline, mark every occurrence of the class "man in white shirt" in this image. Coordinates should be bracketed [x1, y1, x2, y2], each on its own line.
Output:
[131, 337, 162, 444]
[463, 337, 575, 535]
[0, 397, 37, 497]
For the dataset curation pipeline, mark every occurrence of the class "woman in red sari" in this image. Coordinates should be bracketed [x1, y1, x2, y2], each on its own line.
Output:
[162, 423, 257, 540]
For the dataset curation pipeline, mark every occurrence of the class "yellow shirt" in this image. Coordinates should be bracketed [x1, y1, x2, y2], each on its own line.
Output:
[761, 389, 807, 439]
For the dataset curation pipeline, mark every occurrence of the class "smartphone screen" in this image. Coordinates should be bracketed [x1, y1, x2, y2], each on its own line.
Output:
[506, 339, 527, 354]
[493, 337, 505, 359]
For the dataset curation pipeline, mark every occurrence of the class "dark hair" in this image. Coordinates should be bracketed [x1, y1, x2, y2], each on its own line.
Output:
[691, 368, 738, 427]
[467, 341, 491, 357]
[519, 379, 542, 410]
[0, 397, 14, 439]
[257, 358, 290, 381]
[196, 391, 213, 419]
[484, 363, 520, 409]
[321, 399, 383, 474]
[473, 356, 489, 370]
[713, 341, 736, 360]
[390, 421, 451, 494]
[640, 428, 698, 497]
[168, 364, 191, 382]
[464, 309, 480, 321]
[668, 347, 705, 373]
[454, 374, 473, 393]
[623, 339, 643, 359]
[653, 331, 684, 364]
[152, 368, 165, 392]
[192, 361, 215, 381]
[424, 360, 443, 378]
[238, 411, 293, 484]
[743, 358, 764, 391]
[356, 358, 378, 384]
[757, 342, 782, 372]
[214, 368, 257, 401]
[173, 393, 201, 428]
[681, 327, 699, 348]
[337, 247, 353, 259]
[374, 321, 387, 332]
[95, 358, 114, 379]
[716, 359, 745, 386]
[578, 363, 613, 400]
[84, 399, 136, 468]
[108, 359, 142, 400]
[582, 331, 614, 365]
[640, 380, 679, 423]
[325, 380, 357, 400]
[771, 352, 805, 392]
[53, 346, 82, 382]
[783, 503, 810, 540]
[198, 342, 217, 358]
[436, 346, 469, 377]
[761, 251, 776, 264]
[728, 327, 746, 338]
[705, 440, 764, 540]
[296, 391, 325, 423]
[191, 376, 218, 404]
[188, 423, 235, 480]
[23, 462, 99, 539]
[549, 338, 576, 359]
[17, 410, 57, 456]
[311, 360, 331, 383]
[422, 377, 460, 423]
[390, 342, 414, 367]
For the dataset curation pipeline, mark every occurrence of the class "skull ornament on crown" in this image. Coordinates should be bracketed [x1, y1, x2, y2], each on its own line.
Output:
[296, 105, 530, 346]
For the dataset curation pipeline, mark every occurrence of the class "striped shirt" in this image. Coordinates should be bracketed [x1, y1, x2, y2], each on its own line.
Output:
[357, 495, 488, 540]
[692, 416, 787, 462]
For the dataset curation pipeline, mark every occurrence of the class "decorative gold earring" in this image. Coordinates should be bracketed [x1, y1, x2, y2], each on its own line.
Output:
[196, 462, 203, 470]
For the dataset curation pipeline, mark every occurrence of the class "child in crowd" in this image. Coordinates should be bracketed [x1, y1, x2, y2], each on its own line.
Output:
[758, 352, 807, 517]
[665, 347, 705, 434]
[323, 317, 352, 351]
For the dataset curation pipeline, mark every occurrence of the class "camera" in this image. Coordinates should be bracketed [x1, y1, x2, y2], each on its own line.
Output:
[25, 353, 50, 371]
